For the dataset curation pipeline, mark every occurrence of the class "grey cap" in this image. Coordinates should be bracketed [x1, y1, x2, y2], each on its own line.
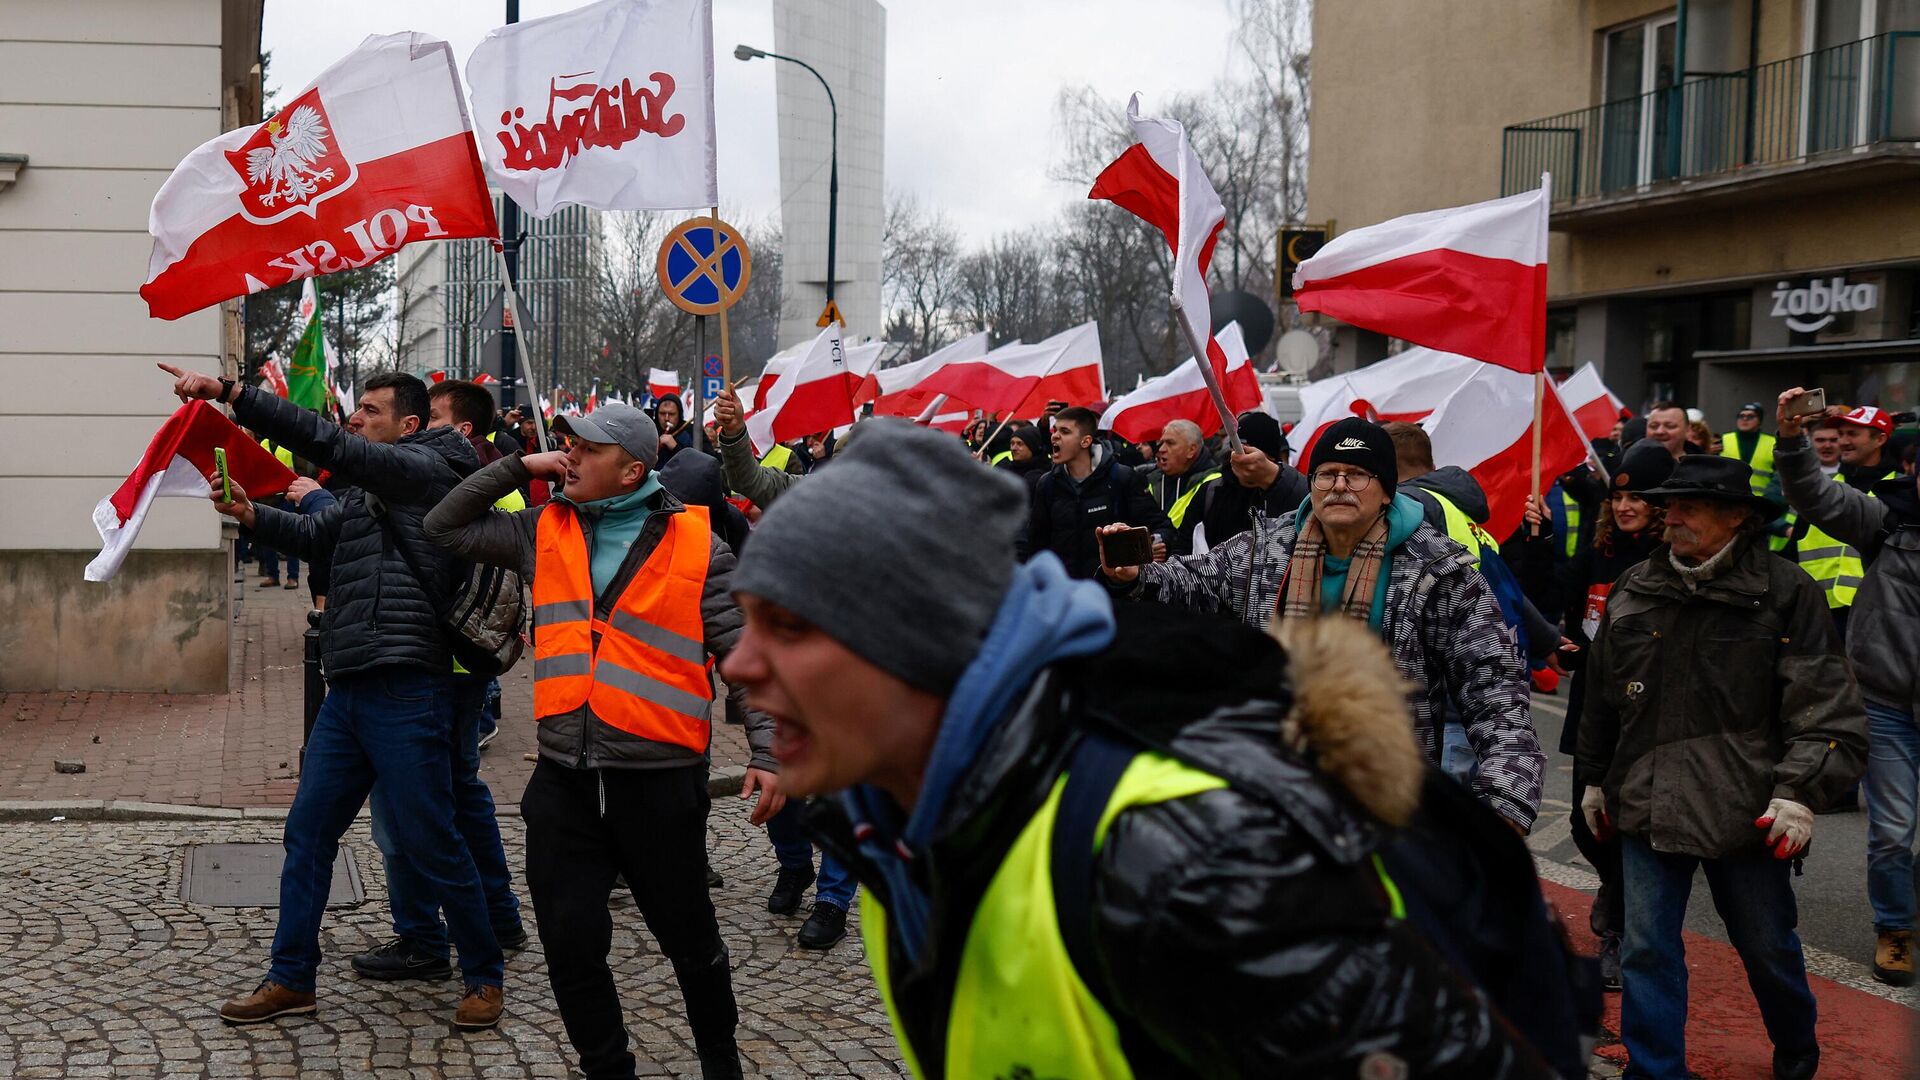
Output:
[552, 403, 659, 470]
[733, 418, 1027, 696]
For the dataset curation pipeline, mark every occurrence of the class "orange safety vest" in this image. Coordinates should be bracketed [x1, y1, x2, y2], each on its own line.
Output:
[531, 502, 715, 752]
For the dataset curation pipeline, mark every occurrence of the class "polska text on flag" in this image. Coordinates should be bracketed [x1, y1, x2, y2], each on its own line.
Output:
[1292, 182, 1551, 375]
[87, 402, 298, 582]
[141, 33, 499, 321]
[467, 0, 718, 217]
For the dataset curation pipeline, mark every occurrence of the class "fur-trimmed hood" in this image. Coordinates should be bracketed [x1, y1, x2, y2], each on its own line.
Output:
[1274, 615, 1424, 827]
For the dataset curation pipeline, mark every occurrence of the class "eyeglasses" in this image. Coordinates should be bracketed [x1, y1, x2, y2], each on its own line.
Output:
[1311, 470, 1375, 492]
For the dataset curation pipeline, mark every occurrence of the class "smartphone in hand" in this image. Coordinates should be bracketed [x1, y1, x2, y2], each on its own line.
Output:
[213, 447, 231, 502]
[1784, 387, 1826, 418]
[1099, 526, 1155, 568]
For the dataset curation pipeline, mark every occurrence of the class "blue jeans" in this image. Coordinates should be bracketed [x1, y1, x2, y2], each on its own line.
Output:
[766, 801, 855, 910]
[1441, 721, 1478, 787]
[269, 670, 503, 992]
[1618, 835, 1817, 1079]
[257, 546, 300, 582]
[1864, 700, 1920, 932]
[369, 676, 520, 954]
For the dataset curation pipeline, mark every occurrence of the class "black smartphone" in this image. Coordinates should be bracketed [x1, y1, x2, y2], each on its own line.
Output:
[1784, 387, 1826, 418]
[1099, 526, 1154, 568]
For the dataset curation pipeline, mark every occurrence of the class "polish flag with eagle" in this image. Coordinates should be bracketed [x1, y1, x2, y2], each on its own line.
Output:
[141, 33, 499, 320]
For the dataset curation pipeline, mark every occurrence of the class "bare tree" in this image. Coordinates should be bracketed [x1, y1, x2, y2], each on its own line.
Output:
[882, 193, 966, 355]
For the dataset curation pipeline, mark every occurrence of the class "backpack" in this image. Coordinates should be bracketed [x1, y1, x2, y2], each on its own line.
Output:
[367, 493, 526, 677]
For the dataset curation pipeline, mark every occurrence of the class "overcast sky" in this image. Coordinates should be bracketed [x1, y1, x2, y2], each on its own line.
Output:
[262, 0, 1241, 244]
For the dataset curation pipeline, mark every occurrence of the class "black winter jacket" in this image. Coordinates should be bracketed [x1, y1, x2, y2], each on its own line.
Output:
[237, 387, 478, 678]
[1018, 445, 1168, 578]
[1195, 461, 1310, 551]
[807, 605, 1547, 1078]
[1545, 527, 1660, 755]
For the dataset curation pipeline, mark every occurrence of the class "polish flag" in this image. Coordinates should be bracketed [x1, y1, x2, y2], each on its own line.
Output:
[1291, 347, 1588, 539]
[925, 409, 973, 434]
[472, 372, 499, 385]
[750, 341, 809, 410]
[648, 367, 681, 400]
[912, 321, 1104, 420]
[747, 324, 855, 451]
[1089, 95, 1235, 412]
[1101, 322, 1265, 443]
[869, 331, 990, 417]
[258, 359, 291, 398]
[843, 341, 887, 406]
[1292, 180, 1551, 375]
[141, 33, 499, 321]
[87, 401, 298, 582]
[1558, 363, 1632, 441]
[538, 394, 554, 419]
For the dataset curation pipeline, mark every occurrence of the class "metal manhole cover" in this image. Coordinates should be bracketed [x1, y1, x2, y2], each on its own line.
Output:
[182, 843, 364, 907]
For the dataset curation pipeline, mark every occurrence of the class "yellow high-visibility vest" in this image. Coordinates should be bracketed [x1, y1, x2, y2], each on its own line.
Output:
[1798, 468, 1896, 609]
[1719, 431, 1778, 496]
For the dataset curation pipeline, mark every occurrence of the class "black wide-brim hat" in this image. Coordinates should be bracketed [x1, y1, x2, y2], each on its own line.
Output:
[1638, 454, 1781, 515]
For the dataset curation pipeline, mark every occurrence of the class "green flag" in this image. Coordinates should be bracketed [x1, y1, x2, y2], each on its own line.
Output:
[287, 278, 331, 412]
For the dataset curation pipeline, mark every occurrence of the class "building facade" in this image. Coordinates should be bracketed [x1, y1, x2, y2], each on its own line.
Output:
[772, 0, 886, 348]
[395, 198, 602, 402]
[1308, 0, 1919, 423]
[0, 0, 262, 692]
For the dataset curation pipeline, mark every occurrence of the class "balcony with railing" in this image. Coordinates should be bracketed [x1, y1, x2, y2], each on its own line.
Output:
[1502, 32, 1920, 226]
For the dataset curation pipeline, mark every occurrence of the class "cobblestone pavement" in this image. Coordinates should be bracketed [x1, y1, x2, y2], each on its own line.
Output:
[0, 801, 906, 1079]
[0, 578, 748, 811]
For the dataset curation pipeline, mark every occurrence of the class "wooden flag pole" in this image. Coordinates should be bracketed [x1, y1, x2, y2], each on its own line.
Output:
[1530, 369, 1545, 537]
[710, 207, 733, 388]
[1528, 171, 1552, 537]
[975, 411, 1018, 461]
[1169, 299, 1245, 454]
[492, 243, 551, 453]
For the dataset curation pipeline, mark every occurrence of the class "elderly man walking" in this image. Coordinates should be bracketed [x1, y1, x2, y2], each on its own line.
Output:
[1577, 454, 1867, 1080]
[1101, 416, 1544, 832]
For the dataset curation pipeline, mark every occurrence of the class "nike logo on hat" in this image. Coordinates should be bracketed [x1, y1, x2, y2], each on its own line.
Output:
[1335, 437, 1368, 450]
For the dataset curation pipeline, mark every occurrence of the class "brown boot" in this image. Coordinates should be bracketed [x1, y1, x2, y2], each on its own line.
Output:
[1875, 929, 1915, 986]
[218, 980, 316, 1025]
[453, 983, 504, 1030]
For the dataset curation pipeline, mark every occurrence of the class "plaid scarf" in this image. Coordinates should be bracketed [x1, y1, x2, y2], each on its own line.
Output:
[1279, 510, 1392, 622]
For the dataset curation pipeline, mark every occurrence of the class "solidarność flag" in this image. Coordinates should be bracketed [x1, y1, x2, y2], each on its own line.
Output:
[467, 0, 719, 216]
[141, 33, 499, 321]
[1292, 181, 1551, 375]
[87, 401, 297, 582]
[1089, 95, 1255, 427]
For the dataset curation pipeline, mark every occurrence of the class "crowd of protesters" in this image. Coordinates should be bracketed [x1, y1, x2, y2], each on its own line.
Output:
[155, 355, 1917, 1080]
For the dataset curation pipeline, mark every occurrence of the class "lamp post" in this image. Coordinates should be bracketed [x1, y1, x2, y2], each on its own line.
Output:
[735, 43, 838, 321]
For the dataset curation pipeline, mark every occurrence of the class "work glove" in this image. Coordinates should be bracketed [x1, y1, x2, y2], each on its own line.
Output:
[1755, 798, 1814, 860]
[1580, 786, 1612, 842]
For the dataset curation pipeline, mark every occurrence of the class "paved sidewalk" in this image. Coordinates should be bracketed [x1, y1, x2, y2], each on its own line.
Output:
[0, 802, 903, 1079]
[0, 576, 753, 811]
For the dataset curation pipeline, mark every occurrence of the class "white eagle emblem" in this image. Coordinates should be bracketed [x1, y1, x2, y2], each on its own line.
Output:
[245, 106, 335, 207]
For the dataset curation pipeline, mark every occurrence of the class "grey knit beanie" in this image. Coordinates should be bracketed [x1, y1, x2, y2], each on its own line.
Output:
[733, 418, 1027, 696]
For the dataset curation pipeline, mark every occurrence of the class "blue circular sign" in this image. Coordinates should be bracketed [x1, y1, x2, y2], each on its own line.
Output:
[658, 218, 752, 315]
[702, 354, 723, 377]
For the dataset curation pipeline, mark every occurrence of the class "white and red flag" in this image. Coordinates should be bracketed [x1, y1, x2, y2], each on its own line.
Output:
[141, 33, 498, 321]
[843, 341, 887, 406]
[1558, 363, 1632, 441]
[1290, 347, 1589, 539]
[472, 372, 500, 386]
[648, 367, 681, 401]
[868, 331, 990, 417]
[87, 401, 298, 582]
[912, 321, 1104, 420]
[1089, 95, 1238, 421]
[257, 359, 291, 398]
[1292, 181, 1551, 375]
[467, 0, 717, 216]
[747, 324, 855, 452]
[1101, 322, 1264, 443]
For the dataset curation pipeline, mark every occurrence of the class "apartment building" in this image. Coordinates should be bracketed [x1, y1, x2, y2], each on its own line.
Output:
[1308, 0, 1920, 422]
[0, 0, 263, 691]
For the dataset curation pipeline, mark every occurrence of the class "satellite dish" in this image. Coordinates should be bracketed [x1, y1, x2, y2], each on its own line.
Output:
[1209, 290, 1275, 355]
[1275, 329, 1318, 375]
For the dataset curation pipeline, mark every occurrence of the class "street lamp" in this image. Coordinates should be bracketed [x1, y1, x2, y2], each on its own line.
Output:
[735, 43, 839, 322]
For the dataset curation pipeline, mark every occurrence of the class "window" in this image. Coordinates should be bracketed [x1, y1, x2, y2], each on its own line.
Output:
[1600, 13, 1679, 191]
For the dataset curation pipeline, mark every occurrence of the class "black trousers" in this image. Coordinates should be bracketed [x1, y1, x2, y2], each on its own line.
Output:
[1571, 780, 1625, 936]
[521, 759, 738, 1079]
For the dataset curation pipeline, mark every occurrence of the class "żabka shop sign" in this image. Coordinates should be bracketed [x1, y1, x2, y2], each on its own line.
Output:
[1771, 276, 1879, 334]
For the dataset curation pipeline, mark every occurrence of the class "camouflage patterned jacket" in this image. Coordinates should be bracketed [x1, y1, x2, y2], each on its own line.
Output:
[1129, 507, 1546, 831]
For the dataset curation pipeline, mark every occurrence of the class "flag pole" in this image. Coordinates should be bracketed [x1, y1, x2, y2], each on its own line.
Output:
[975, 411, 1018, 460]
[1169, 299, 1245, 453]
[710, 208, 733, 388]
[492, 242, 551, 453]
[1529, 171, 1552, 537]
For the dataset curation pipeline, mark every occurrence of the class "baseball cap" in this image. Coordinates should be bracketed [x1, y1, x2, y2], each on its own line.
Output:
[1736, 402, 1764, 417]
[1829, 405, 1893, 436]
[551, 403, 660, 469]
